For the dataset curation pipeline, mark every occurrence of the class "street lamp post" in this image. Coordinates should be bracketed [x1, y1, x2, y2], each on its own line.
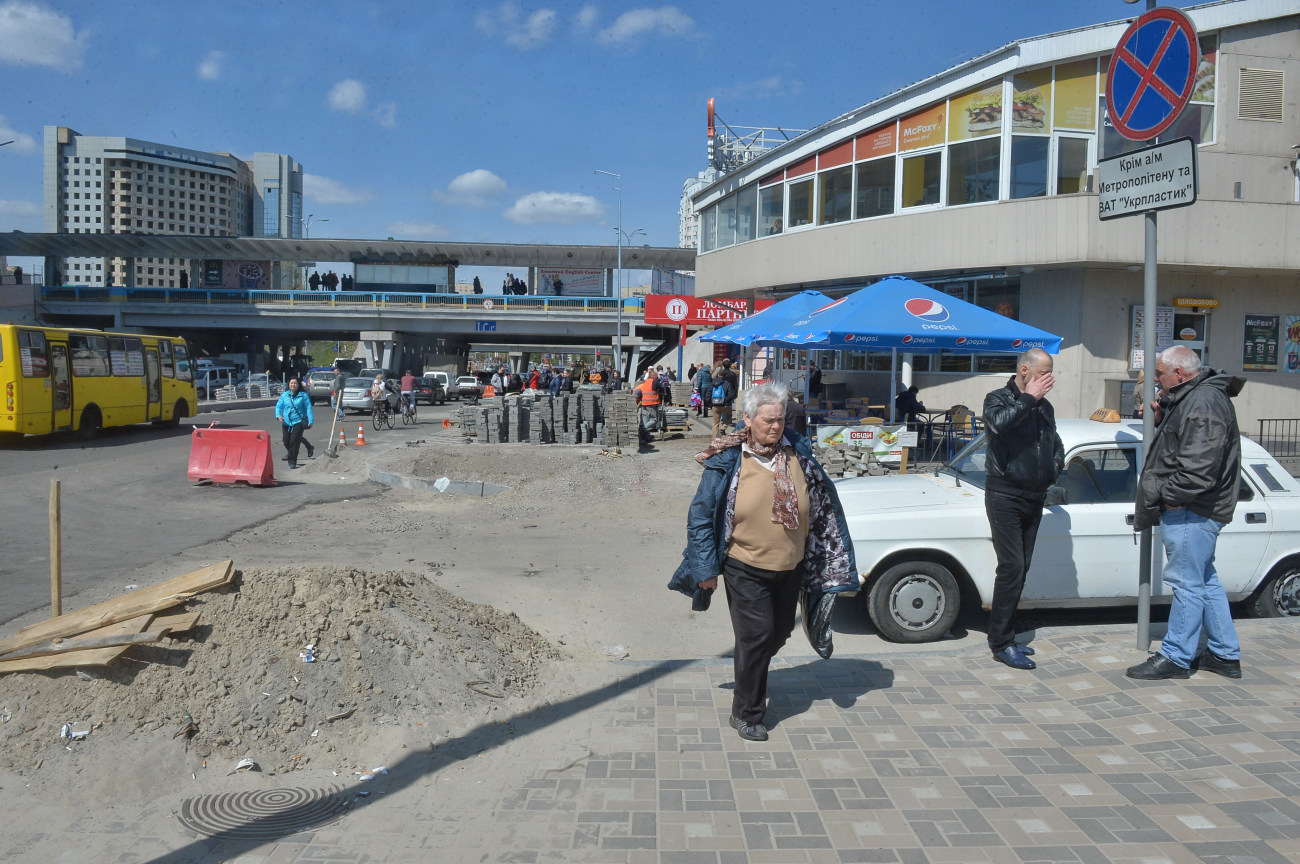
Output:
[594, 170, 625, 375]
[302, 214, 328, 291]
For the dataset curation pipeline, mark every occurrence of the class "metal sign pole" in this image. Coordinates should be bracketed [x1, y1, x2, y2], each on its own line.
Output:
[1137, 208, 1157, 651]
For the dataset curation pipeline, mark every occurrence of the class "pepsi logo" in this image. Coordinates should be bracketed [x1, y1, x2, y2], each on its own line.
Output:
[809, 297, 848, 317]
[1012, 339, 1022, 349]
[902, 335, 914, 344]
[905, 298, 949, 323]
[956, 337, 967, 346]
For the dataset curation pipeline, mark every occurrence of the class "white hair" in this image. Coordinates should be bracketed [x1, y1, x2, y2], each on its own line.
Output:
[1159, 345, 1202, 375]
[739, 381, 788, 419]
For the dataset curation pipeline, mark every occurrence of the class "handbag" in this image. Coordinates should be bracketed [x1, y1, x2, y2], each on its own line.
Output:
[800, 589, 836, 659]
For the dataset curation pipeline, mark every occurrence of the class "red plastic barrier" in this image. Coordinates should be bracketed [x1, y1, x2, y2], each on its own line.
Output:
[188, 424, 276, 486]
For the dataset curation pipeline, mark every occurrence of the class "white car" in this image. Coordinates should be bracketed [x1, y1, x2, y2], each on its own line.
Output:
[836, 419, 1300, 643]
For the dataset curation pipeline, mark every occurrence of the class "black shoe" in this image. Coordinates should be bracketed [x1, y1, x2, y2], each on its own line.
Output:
[1126, 653, 1190, 680]
[288, 463, 299, 469]
[1197, 651, 1242, 679]
[728, 714, 768, 742]
[992, 644, 1036, 670]
[305, 446, 315, 458]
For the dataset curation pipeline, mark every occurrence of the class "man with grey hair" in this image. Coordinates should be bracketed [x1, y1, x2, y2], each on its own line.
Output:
[1128, 345, 1246, 680]
[982, 347, 1064, 670]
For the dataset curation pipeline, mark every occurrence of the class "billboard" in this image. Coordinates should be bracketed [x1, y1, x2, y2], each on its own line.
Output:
[537, 268, 605, 297]
[204, 260, 272, 291]
[643, 295, 774, 326]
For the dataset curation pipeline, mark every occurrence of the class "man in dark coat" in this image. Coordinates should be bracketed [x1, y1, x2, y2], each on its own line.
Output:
[981, 348, 1064, 670]
[1127, 345, 1245, 681]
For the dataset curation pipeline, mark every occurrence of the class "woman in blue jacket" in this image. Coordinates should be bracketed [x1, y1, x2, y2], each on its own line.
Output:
[274, 377, 315, 469]
[669, 381, 856, 742]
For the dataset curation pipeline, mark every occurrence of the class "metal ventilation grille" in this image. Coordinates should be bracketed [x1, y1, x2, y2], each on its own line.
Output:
[1238, 68, 1284, 121]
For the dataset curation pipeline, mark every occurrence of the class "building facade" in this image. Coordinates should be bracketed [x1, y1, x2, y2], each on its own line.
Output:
[689, 0, 1299, 433]
[43, 127, 300, 288]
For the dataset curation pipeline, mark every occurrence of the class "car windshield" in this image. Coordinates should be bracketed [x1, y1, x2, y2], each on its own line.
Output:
[344, 377, 369, 388]
[939, 433, 989, 489]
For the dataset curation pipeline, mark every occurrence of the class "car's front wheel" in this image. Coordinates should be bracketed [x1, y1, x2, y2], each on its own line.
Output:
[1248, 561, 1300, 618]
[867, 560, 961, 643]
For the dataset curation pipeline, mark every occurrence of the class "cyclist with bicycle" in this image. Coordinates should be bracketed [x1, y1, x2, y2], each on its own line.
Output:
[399, 369, 417, 416]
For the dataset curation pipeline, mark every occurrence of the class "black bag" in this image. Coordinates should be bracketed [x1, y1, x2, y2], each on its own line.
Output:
[800, 589, 836, 659]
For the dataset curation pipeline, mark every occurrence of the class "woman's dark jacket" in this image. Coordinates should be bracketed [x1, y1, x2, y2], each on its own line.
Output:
[668, 430, 857, 597]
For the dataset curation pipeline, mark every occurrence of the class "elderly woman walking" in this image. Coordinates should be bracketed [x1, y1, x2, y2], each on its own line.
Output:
[669, 382, 856, 742]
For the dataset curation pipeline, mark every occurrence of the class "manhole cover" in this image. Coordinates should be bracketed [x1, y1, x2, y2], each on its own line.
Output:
[179, 786, 350, 838]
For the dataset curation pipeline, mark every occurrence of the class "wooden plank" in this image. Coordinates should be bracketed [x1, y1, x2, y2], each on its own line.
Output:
[0, 560, 233, 657]
[0, 645, 130, 675]
[0, 628, 173, 663]
[145, 610, 201, 633]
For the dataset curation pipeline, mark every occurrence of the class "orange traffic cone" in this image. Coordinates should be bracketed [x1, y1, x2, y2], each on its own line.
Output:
[355, 424, 367, 446]
[338, 427, 348, 447]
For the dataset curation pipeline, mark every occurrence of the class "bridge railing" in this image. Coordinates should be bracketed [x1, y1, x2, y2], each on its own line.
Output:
[40, 286, 647, 314]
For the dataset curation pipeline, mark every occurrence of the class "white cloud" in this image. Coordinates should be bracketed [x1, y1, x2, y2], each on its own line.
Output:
[713, 75, 805, 101]
[0, 1, 88, 70]
[503, 191, 603, 226]
[0, 114, 38, 153]
[0, 199, 41, 217]
[475, 2, 556, 49]
[598, 6, 694, 45]
[575, 4, 598, 29]
[386, 221, 447, 239]
[373, 101, 397, 128]
[303, 174, 375, 206]
[328, 78, 367, 114]
[433, 169, 507, 208]
[196, 50, 224, 81]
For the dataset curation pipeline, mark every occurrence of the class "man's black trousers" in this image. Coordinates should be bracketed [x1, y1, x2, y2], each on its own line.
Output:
[985, 490, 1044, 653]
[722, 557, 800, 724]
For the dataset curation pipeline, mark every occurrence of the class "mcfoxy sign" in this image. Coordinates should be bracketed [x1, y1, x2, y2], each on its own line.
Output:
[644, 295, 774, 326]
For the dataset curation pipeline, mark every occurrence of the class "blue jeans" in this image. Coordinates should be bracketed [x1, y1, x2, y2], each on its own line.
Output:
[1159, 508, 1240, 668]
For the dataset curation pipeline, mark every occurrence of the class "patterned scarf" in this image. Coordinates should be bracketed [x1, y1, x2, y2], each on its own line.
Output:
[696, 428, 800, 530]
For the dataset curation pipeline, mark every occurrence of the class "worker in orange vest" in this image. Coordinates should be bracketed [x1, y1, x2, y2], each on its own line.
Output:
[634, 368, 664, 447]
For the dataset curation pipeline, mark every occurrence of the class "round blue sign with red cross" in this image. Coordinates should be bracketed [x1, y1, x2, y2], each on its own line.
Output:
[1106, 7, 1200, 141]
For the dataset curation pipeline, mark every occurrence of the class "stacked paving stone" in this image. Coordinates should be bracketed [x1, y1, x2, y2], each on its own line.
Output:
[668, 382, 693, 405]
[813, 441, 889, 478]
[457, 389, 651, 449]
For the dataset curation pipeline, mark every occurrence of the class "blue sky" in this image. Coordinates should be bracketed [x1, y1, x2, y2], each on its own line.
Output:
[1, 0, 1142, 284]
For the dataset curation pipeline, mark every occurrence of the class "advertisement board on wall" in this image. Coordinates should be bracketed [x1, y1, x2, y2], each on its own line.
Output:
[1284, 315, 1300, 374]
[536, 268, 605, 297]
[948, 84, 1003, 142]
[643, 295, 773, 326]
[203, 260, 224, 286]
[204, 260, 271, 291]
[1243, 314, 1280, 372]
[1130, 304, 1175, 370]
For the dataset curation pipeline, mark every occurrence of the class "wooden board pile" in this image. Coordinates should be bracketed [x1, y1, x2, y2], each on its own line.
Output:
[0, 560, 234, 676]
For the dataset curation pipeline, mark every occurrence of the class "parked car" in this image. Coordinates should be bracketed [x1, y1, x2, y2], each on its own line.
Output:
[416, 375, 446, 405]
[456, 375, 482, 399]
[304, 368, 337, 404]
[837, 419, 1300, 643]
[339, 377, 377, 413]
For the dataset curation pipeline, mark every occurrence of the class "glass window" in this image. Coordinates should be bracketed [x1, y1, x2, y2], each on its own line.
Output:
[948, 138, 1000, 205]
[17, 330, 49, 378]
[1063, 448, 1139, 504]
[1010, 136, 1049, 199]
[760, 185, 784, 235]
[974, 283, 1021, 373]
[1055, 137, 1090, 194]
[700, 205, 717, 253]
[159, 339, 174, 378]
[736, 187, 757, 243]
[818, 166, 853, 225]
[717, 194, 737, 248]
[69, 334, 111, 377]
[174, 343, 193, 382]
[788, 177, 814, 227]
[855, 158, 894, 219]
[901, 151, 941, 208]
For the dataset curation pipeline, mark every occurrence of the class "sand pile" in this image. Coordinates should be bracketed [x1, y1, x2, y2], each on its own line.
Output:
[0, 566, 559, 789]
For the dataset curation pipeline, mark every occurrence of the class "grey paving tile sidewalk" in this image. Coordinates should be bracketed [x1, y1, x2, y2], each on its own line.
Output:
[7, 620, 1300, 864]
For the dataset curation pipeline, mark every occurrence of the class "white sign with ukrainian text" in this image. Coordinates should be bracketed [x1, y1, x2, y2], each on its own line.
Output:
[1098, 137, 1197, 221]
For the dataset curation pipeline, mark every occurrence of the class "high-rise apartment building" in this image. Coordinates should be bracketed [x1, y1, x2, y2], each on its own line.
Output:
[43, 126, 301, 288]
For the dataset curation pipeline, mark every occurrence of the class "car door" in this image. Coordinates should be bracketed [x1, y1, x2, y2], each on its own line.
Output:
[1200, 466, 1274, 598]
[1026, 445, 1141, 601]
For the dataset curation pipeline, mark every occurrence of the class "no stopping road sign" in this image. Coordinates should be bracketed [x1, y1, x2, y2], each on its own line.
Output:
[1106, 7, 1199, 141]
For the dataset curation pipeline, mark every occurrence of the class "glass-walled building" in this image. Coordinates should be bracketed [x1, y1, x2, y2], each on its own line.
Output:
[690, 0, 1299, 431]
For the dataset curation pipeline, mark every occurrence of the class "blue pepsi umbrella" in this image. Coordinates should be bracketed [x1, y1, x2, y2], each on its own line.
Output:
[699, 290, 832, 346]
[759, 276, 1062, 354]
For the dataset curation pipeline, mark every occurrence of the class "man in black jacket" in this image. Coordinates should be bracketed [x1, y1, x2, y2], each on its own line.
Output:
[1127, 346, 1244, 681]
[982, 348, 1064, 670]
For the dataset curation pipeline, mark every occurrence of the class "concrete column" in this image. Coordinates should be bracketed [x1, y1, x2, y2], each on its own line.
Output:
[527, 266, 535, 295]
[445, 264, 455, 293]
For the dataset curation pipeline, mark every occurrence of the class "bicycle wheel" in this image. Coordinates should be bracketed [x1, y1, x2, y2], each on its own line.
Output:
[372, 406, 383, 431]
[402, 402, 413, 425]
[409, 401, 417, 423]
[385, 404, 395, 429]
